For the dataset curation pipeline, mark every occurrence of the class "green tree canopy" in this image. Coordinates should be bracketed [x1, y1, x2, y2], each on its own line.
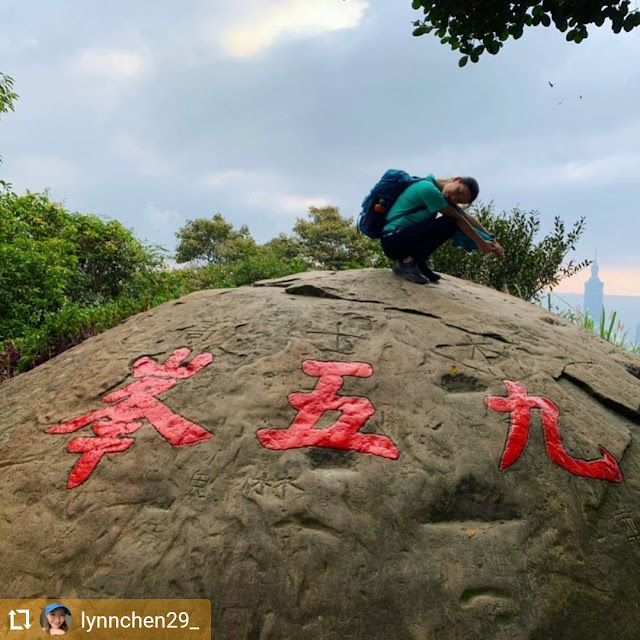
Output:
[290, 206, 387, 270]
[263, 233, 303, 263]
[0, 189, 164, 339]
[174, 213, 255, 265]
[411, 1, 640, 65]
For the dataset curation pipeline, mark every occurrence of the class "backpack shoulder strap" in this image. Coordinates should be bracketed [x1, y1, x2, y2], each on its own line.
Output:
[383, 178, 428, 225]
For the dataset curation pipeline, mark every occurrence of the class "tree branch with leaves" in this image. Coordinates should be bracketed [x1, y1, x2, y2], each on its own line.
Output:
[411, 1, 640, 66]
[0, 73, 18, 181]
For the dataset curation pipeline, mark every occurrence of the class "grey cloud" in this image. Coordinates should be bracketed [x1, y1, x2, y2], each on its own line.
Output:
[1, 0, 639, 272]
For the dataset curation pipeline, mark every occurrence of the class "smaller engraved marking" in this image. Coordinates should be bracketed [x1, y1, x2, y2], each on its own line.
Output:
[613, 510, 640, 546]
[181, 320, 217, 343]
[188, 470, 213, 499]
[242, 472, 302, 501]
[307, 320, 365, 354]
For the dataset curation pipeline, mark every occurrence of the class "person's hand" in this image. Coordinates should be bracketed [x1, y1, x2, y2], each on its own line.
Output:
[490, 239, 504, 258]
[480, 239, 504, 258]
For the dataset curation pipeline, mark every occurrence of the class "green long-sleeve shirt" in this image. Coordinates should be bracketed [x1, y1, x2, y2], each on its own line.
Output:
[381, 174, 448, 237]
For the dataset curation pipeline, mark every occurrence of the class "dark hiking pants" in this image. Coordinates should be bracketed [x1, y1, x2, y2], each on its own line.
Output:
[380, 214, 458, 263]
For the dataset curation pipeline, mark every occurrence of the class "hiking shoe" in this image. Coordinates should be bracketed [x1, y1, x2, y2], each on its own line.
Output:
[393, 261, 429, 284]
[418, 261, 442, 282]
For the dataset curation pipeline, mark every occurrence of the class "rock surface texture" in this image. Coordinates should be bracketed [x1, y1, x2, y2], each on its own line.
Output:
[1, 269, 640, 639]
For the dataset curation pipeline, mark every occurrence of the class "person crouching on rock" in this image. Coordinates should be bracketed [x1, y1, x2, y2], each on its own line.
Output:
[380, 174, 504, 284]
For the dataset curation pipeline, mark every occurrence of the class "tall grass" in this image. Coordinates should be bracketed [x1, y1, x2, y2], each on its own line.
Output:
[545, 294, 640, 355]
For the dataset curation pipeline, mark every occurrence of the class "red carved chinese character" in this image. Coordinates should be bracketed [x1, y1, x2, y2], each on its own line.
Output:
[485, 380, 622, 483]
[46, 348, 214, 488]
[257, 360, 399, 459]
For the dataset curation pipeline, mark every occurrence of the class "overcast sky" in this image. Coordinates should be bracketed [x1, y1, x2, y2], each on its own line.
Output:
[1, 0, 639, 294]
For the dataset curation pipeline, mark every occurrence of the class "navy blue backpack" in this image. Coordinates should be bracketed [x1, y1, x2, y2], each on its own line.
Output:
[357, 169, 424, 239]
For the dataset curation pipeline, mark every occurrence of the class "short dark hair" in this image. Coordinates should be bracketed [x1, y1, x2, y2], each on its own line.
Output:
[460, 176, 479, 203]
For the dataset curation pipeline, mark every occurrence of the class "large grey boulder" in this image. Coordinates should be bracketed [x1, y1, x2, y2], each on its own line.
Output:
[1, 269, 639, 639]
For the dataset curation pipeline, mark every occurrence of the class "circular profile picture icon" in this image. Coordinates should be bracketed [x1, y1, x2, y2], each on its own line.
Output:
[40, 603, 72, 636]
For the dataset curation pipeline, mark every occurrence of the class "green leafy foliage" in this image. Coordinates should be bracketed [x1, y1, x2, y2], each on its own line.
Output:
[174, 207, 387, 273]
[180, 248, 307, 290]
[0, 269, 189, 378]
[431, 202, 589, 301]
[0, 202, 309, 381]
[174, 213, 255, 265]
[411, 1, 640, 63]
[0, 72, 18, 183]
[0, 187, 177, 378]
[0, 73, 17, 116]
[1, 189, 78, 336]
[67, 213, 168, 301]
[289, 206, 389, 270]
[0, 188, 165, 339]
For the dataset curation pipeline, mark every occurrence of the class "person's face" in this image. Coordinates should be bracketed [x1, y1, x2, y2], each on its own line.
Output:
[46, 609, 66, 629]
[442, 177, 472, 205]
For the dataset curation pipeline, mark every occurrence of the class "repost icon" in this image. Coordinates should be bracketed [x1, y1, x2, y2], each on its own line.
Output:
[9, 608, 30, 630]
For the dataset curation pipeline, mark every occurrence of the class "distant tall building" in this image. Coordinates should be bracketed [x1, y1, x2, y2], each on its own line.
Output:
[584, 259, 604, 324]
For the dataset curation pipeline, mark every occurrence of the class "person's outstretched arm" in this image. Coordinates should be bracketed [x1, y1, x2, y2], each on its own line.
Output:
[440, 206, 504, 258]
[455, 205, 491, 237]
